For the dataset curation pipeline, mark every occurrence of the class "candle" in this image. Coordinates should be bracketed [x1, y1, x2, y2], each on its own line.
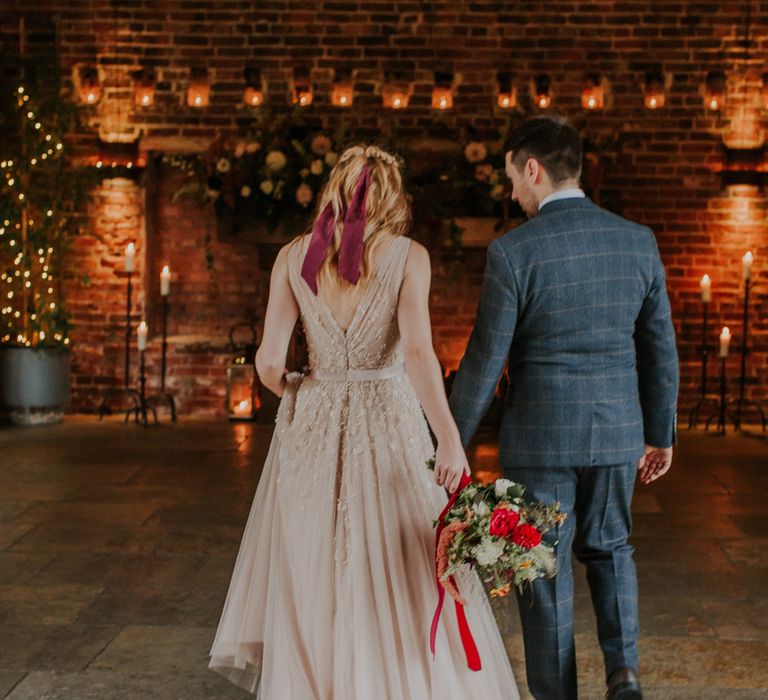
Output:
[125, 242, 135, 273]
[719, 326, 731, 358]
[700, 274, 712, 303]
[742, 251, 753, 281]
[137, 321, 148, 351]
[161, 265, 171, 296]
[234, 399, 252, 416]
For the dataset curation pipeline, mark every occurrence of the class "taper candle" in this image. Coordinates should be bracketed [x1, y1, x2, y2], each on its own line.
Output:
[160, 265, 171, 296]
[719, 326, 731, 358]
[742, 251, 753, 281]
[125, 242, 135, 273]
[137, 321, 148, 351]
[700, 274, 711, 303]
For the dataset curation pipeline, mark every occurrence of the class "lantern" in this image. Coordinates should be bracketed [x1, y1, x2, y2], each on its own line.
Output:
[581, 74, 604, 110]
[78, 66, 101, 105]
[332, 83, 354, 107]
[496, 71, 516, 109]
[704, 70, 726, 112]
[534, 74, 552, 109]
[382, 86, 409, 109]
[244, 67, 264, 107]
[187, 68, 210, 108]
[226, 323, 261, 421]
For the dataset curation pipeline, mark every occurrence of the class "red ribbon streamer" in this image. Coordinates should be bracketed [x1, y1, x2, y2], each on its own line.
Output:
[429, 471, 482, 672]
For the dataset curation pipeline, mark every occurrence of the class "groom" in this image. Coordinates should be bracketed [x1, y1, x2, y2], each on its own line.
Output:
[449, 116, 679, 700]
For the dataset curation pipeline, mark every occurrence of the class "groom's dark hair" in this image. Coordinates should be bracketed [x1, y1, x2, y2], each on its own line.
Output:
[505, 116, 582, 184]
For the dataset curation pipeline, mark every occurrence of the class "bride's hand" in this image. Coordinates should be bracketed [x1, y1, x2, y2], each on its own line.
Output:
[434, 440, 471, 494]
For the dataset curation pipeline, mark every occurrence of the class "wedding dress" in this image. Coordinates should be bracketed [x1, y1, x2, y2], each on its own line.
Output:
[208, 235, 519, 699]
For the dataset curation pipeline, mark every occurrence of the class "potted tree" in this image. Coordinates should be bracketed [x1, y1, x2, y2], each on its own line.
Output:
[0, 49, 92, 425]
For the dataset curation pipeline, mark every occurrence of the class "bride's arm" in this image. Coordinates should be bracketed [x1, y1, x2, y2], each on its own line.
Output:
[255, 244, 300, 397]
[398, 241, 469, 494]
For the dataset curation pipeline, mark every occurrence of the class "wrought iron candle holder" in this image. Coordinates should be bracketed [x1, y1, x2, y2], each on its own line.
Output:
[146, 294, 177, 422]
[705, 355, 738, 434]
[98, 269, 143, 419]
[731, 277, 766, 432]
[125, 345, 157, 427]
[687, 299, 719, 428]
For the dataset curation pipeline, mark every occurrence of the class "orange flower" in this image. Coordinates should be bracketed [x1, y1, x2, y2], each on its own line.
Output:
[490, 582, 511, 598]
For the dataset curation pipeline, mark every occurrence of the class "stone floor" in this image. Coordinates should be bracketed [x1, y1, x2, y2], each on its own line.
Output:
[0, 417, 766, 699]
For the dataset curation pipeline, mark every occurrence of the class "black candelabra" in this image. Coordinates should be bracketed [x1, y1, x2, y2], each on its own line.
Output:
[687, 298, 719, 428]
[705, 347, 739, 434]
[731, 276, 766, 432]
[98, 268, 143, 419]
[146, 293, 177, 421]
[125, 340, 157, 426]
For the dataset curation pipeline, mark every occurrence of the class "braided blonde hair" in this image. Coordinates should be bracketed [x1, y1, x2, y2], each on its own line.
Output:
[305, 144, 411, 292]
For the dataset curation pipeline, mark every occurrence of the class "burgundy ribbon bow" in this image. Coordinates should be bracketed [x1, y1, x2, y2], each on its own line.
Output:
[430, 471, 482, 672]
[300, 164, 371, 295]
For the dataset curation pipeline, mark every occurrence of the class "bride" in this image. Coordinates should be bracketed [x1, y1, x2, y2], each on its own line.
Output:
[208, 144, 519, 699]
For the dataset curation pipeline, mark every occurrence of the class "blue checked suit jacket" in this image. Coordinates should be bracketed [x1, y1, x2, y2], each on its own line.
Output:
[449, 197, 679, 469]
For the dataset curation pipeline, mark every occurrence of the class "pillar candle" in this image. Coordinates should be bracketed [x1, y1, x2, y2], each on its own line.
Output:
[137, 321, 148, 351]
[719, 326, 731, 358]
[742, 251, 753, 281]
[161, 265, 171, 296]
[125, 242, 135, 273]
[700, 274, 711, 303]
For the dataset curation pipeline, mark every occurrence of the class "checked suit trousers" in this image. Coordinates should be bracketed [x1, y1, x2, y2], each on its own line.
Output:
[505, 463, 640, 700]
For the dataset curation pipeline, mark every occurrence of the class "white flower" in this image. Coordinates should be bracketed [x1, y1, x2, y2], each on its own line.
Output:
[259, 180, 274, 195]
[464, 141, 487, 163]
[299, 168, 309, 178]
[325, 150, 338, 167]
[310, 159, 324, 175]
[494, 478, 514, 499]
[295, 183, 313, 206]
[216, 158, 231, 173]
[266, 150, 287, 171]
[473, 536, 506, 567]
[475, 500, 490, 518]
[490, 183, 505, 201]
[245, 141, 261, 154]
[311, 134, 332, 156]
[240, 185, 251, 197]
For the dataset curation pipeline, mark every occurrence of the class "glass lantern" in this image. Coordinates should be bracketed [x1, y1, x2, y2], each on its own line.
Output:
[226, 323, 261, 421]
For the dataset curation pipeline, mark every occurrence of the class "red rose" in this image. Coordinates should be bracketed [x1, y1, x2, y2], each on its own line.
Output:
[489, 507, 520, 538]
[511, 523, 543, 550]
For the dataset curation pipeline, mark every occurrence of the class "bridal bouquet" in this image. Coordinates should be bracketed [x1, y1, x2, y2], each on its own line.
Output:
[428, 460, 566, 600]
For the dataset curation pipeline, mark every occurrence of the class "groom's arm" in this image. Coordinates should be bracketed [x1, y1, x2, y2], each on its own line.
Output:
[634, 233, 680, 448]
[448, 239, 518, 449]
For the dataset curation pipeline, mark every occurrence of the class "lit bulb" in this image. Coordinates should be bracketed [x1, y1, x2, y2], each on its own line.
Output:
[439, 98, 447, 108]
[87, 92, 96, 103]
[17, 86, 24, 94]
[34, 122, 41, 129]
[649, 97, 658, 108]
[45, 134, 51, 141]
[587, 97, 597, 108]
[501, 96, 510, 107]
[46, 210, 52, 216]
[56, 144, 62, 150]
[8, 178, 14, 185]
[393, 97, 402, 108]
[39, 331, 45, 340]
[340, 95, 348, 105]
[27, 111, 33, 119]
[142, 95, 150, 105]
[30, 158, 37, 165]
[18, 194, 24, 201]
[708, 98, 719, 111]
[194, 96, 202, 106]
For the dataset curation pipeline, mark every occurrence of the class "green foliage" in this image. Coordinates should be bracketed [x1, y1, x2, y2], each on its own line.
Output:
[0, 51, 96, 348]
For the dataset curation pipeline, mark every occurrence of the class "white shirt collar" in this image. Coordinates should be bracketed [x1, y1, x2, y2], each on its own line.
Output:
[538, 188, 586, 210]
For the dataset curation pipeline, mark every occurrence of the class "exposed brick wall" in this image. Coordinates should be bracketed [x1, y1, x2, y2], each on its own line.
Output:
[1, 1, 766, 420]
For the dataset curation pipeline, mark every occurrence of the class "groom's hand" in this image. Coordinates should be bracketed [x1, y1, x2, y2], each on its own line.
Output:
[638, 444, 673, 484]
